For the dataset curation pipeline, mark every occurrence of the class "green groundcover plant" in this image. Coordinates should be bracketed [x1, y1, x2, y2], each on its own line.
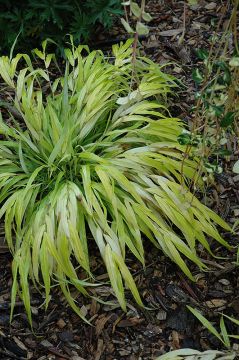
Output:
[0, 40, 231, 324]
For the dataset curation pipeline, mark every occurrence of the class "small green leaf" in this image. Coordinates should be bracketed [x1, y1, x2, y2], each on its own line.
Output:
[142, 12, 152, 22]
[136, 21, 149, 36]
[177, 133, 192, 145]
[215, 60, 230, 72]
[130, 2, 141, 17]
[195, 48, 209, 60]
[220, 112, 235, 128]
[192, 68, 203, 84]
[34, 48, 45, 60]
[45, 54, 53, 68]
[223, 70, 232, 85]
[215, 148, 231, 157]
[187, 0, 198, 4]
[207, 104, 224, 117]
[120, 18, 134, 33]
[229, 57, 239, 67]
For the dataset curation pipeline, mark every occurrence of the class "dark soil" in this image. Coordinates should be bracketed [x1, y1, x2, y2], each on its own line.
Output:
[0, 1, 238, 359]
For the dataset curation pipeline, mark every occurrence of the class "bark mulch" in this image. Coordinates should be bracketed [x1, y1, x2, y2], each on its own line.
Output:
[0, 1, 238, 359]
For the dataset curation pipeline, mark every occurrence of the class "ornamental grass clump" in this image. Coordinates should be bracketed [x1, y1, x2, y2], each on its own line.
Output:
[0, 40, 230, 323]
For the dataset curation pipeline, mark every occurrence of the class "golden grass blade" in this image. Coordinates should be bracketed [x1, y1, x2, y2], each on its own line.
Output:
[104, 244, 126, 311]
[0, 41, 231, 324]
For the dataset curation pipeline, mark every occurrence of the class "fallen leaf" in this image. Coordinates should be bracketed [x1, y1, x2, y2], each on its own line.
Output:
[13, 336, 28, 352]
[57, 318, 67, 329]
[205, 299, 227, 308]
[40, 340, 54, 348]
[218, 279, 230, 286]
[234, 209, 239, 217]
[233, 160, 239, 174]
[192, 22, 202, 30]
[156, 310, 167, 321]
[158, 28, 183, 37]
[205, 2, 217, 10]
[117, 317, 144, 327]
[95, 339, 105, 360]
[172, 330, 180, 350]
[95, 314, 112, 336]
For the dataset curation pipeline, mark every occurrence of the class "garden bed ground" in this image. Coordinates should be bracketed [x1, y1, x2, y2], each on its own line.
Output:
[0, 1, 238, 359]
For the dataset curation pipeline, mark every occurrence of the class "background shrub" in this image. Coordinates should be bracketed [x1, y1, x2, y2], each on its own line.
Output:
[0, 0, 122, 54]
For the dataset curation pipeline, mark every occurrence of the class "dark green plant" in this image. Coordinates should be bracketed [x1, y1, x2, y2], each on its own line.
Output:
[184, 52, 239, 170]
[0, 0, 122, 54]
[178, 2, 239, 186]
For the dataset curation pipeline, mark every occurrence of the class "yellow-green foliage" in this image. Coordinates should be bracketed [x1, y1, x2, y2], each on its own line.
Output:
[0, 40, 230, 324]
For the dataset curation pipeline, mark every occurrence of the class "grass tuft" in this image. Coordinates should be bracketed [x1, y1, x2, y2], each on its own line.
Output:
[0, 40, 231, 323]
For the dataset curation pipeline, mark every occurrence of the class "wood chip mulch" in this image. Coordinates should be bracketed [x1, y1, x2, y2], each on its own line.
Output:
[0, 1, 238, 359]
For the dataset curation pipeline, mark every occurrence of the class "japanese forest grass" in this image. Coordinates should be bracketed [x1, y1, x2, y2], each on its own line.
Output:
[0, 40, 231, 324]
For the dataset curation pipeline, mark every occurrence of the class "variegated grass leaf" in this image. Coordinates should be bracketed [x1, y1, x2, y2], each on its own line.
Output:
[0, 40, 231, 324]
